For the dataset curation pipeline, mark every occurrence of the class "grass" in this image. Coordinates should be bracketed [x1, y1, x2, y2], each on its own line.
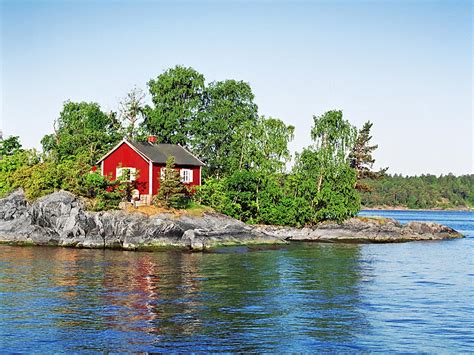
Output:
[123, 201, 213, 217]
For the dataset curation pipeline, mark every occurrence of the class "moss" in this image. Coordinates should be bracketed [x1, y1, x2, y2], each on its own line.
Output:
[0, 240, 35, 247]
[201, 239, 288, 250]
[0, 240, 59, 247]
[131, 241, 189, 252]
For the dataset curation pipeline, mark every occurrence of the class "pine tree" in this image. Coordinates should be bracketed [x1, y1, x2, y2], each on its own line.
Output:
[154, 156, 189, 209]
[349, 121, 387, 191]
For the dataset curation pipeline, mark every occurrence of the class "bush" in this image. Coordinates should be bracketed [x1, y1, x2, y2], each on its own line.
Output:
[0, 149, 126, 210]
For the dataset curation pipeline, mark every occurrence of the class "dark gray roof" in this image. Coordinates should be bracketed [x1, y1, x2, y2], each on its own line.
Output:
[129, 141, 204, 166]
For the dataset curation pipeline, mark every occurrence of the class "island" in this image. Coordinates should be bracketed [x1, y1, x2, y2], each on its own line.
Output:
[0, 190, 463, 251]
[0, 66, 469, 250]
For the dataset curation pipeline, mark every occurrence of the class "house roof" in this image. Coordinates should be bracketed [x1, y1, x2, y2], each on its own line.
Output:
[97, 139, 205, 166]
[129, 141, 205, 166]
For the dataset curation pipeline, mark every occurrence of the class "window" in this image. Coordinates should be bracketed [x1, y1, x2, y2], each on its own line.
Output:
[180, 169, 193, 183]
[160, 167, 166, 180]
[116, 167, 137, 182]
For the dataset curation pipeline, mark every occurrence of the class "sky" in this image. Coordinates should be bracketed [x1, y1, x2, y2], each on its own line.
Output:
[1, 0, 472, 175]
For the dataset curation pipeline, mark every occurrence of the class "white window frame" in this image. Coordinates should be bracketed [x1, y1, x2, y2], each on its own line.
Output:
[116, 167, 137, 182]
[160, 167, 166, 180]
[180, 169, 193, 183]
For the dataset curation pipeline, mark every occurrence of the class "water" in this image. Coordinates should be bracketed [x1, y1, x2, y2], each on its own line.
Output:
[1, 210, 473, 352]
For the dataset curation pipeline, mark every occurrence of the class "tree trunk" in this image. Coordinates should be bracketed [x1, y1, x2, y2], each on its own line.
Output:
[317, 173, 323, 193]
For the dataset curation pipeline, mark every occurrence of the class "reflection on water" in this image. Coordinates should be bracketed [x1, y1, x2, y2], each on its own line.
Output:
[1, 244, 368, 352]
[1, 210, 473, 352]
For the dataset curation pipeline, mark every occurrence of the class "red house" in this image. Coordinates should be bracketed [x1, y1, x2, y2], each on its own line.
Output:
[97, 137, 204, 204]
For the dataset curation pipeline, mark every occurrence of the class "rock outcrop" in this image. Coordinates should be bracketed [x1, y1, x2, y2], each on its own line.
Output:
[0, 190, 283, 250]
[257, 217, 463, 243]
[0, 190, 464, 251]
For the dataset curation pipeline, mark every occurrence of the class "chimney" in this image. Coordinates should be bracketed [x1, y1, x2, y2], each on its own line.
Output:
[147, 135, 157, 144]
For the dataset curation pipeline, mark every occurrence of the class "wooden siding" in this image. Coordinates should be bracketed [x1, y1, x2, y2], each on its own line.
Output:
[102, 142, 150, 195]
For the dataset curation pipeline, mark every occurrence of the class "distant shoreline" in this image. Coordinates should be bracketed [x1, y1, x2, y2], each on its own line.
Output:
[361, 206, 473, 212]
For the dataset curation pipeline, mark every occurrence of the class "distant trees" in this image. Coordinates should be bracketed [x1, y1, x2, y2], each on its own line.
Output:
[360, 174, 474, 209]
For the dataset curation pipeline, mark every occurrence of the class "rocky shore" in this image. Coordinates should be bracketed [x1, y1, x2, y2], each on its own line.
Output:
[0, 190, 464, 251]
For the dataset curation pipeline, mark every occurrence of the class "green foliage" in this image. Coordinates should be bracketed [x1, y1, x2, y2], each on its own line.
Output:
[196, 170, 312, 227]
[197, 171, 262, 223]
[312, 166, 360, 222]
[349, 121, 387, 191]
[291, 149, 359, 223]
[1, 66, 370, 226]
[142, 70, 294, 180]
[361, 174, 474, 209]
[144, 65, 205, 146]
[237, 116, 295, 175]
[196, 177, 238, 216]
[3, 152, 126, 209]
[310, 110, 356, 191]
[11, 161, 62, 199]
[83, 172, 127, 211]
[0, 136, 22, 157]
[0, 149, 40, 197]
[196, 109, 360, 225]
[0, 135, 125, 209]
[289, 111, 360, 223]
[194, 79, 259, 176]
[41, 101, 122, 164]
[154, 156, 190, 209]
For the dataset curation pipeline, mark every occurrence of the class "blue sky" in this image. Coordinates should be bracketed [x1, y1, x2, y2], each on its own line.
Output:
[1, 0, 472, 175]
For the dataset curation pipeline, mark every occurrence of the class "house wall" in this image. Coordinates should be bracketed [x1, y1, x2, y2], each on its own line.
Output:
[152, 164, 201, 195]
[152, 163, 164, 195]
[102, 142, 150, 195]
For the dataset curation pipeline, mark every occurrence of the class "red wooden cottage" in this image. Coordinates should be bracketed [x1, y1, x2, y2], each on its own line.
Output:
[97, 137, 204, 204]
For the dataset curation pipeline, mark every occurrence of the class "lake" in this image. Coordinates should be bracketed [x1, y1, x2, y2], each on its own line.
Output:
[1, 210, 473, 352]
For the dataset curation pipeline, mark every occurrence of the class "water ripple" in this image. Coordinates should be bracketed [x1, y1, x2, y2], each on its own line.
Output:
[1, 210, 473, 352]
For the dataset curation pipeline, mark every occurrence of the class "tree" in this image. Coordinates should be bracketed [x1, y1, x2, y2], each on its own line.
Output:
[193, 79, 258, 177]
[291, 110, 360, 223]
[0, 136, 22, 157]
[144, 65, 205, 146]
[240, 116, 294, 174]
[41, 101, 122, 164]
[119, 87, 146, 139]
[349, 121, 387, 191]
[0, 148, 39, 197]
[310, 110, 357, 193]
[154, 156, 189, 209]
[359, 173, 474, 209]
